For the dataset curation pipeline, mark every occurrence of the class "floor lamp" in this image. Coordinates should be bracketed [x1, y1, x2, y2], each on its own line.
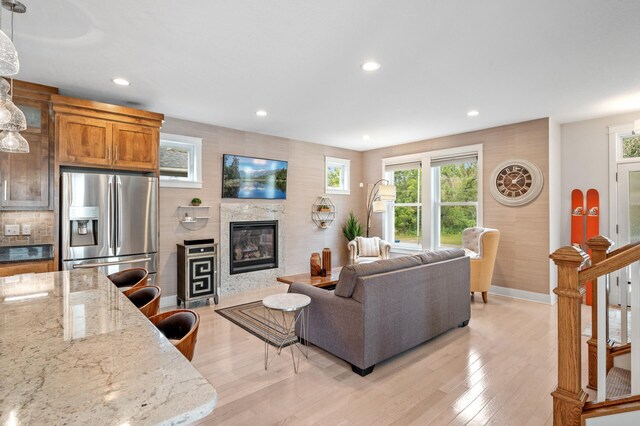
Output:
[366, 179, 396, 237]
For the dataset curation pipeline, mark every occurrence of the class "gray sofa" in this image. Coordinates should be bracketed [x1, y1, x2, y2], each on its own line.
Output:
[289, 249, 470, 376]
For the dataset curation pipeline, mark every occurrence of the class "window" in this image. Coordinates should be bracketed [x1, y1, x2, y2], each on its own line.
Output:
[385, 163, 422, 247]
[325, 156, 350, 194]
[623, 135, 640, 159]
[382, 145, 482, 252]
[432, 156, 478, 248]
[159, 133, 202, 188]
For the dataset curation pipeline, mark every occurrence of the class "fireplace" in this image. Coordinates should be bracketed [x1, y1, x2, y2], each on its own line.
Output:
[229, 220, 278, 275]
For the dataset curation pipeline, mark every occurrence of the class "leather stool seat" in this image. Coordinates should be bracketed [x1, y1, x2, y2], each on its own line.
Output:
[107, 268, 148, 296]
[149, 310, 200, 361]
[126, 285, 161, 318]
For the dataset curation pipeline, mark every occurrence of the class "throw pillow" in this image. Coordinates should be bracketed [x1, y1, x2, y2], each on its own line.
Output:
[356, 237, 380, 257]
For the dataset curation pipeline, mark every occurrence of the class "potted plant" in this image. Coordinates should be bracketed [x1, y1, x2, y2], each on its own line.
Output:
[191, 197, 202, 207]
[342, 211, 363, 241]
[318, 204, 331, 212]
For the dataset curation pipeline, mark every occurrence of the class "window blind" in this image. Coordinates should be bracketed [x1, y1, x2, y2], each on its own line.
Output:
[385, 161, 422, 172]
[430, 153, 477, 168]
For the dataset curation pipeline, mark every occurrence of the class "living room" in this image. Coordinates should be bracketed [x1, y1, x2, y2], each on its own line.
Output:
[2, 1, 640, 425]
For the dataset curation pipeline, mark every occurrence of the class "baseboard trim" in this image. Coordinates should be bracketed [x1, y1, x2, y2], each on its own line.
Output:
[160, 295, 177, 308]
[489, 285, 554, 305]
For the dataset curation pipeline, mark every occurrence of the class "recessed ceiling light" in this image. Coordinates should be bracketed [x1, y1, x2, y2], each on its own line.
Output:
[361, 62, 381, 71]
[467, 110, 479, 117]
[256, 110, 267, 117]
[362, 134, 370, 140]
[111, 77, 130, 86]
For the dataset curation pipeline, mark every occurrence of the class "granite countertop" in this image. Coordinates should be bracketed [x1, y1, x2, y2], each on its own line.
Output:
[0, 269, 217, 425]
[0, 244, 54, 264]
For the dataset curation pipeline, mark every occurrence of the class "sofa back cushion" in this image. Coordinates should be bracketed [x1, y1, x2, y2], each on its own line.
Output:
[356, 236, 381, 257]
[335, 255, 422, 298]
[415, 248, 465, 265]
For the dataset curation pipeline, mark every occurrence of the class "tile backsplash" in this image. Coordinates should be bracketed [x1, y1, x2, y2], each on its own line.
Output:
[0, 211, 54, 246]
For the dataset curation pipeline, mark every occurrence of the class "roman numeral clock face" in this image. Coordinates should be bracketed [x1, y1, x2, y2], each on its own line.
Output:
[490, 160, 543, 206]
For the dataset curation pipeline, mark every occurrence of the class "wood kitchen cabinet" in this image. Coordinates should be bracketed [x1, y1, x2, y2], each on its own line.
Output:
[0, 260, 55, 277]
[53, 95, 164, 172]
[0, 81, 58, 210]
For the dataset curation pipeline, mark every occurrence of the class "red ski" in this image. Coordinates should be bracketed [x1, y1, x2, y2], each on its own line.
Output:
[585, 189, 600, 306]
[571, 189, 585, 249]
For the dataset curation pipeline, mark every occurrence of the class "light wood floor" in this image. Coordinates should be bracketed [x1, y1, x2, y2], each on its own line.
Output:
[188, 285, 590, 425]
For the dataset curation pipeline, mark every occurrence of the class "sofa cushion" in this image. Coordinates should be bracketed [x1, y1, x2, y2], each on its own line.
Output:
[335, 255, 422, 298]
[356, 237, 380, 257]
[416, 248, 466, 265]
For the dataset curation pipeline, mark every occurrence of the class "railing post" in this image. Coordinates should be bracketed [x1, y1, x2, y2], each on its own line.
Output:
[550, 246, 590, 426]
[585, 236, 614, 390]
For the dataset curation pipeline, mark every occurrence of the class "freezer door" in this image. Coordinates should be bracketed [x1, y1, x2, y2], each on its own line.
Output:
[61, 172, 114, 261]
[115, 175, 158, 256]
[61, 253, 158, 278]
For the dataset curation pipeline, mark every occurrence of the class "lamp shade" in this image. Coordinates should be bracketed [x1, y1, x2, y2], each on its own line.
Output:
[378, 184, 396, 201]
[372, 200, 387, 213]
[0, 130, 29, 153]
[0, 30, 18, 76]
[0, 97, 26, 132]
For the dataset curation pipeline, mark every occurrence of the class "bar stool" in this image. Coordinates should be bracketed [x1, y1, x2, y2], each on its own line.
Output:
[126, 285, 161, 318]
[149, 310, 200, 361]
[107, 268, 148, 296]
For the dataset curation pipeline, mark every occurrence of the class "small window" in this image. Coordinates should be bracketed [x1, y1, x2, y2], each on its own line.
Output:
[623, 135, 640, 159]
[325, 156, 350, 194]
[159, 133, 202, 188]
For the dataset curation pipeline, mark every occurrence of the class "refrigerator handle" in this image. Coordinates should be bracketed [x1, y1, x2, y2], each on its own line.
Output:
[116, 180, 122, 249]
[108, 182, 113, 250]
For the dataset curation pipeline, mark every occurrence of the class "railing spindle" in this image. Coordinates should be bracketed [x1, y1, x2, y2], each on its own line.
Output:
[632, 261, 640, 394]
[597, 274, 607, 402]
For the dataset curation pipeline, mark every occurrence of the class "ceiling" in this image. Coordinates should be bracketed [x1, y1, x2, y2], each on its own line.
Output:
[9, 0, 640, 150]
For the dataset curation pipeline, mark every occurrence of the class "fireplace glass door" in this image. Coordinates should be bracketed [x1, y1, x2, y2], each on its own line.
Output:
[230, 220, 278, 274]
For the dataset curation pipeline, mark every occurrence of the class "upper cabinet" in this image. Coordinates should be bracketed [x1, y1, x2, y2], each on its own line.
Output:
[52, 96, 164, 173]
[0, 81, 58, 210]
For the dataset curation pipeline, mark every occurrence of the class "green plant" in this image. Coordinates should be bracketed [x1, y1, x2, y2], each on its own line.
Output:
[342, 211, 363, 241]
[191, 197, 202, 205]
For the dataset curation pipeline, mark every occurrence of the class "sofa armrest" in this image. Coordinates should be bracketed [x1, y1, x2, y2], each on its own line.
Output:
[379, 240, 392, 259]
[347, 240, 358, 265]
[289, 283, 365, 367]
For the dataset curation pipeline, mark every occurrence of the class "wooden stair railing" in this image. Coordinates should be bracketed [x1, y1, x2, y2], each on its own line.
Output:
[550, 238, 640, 426]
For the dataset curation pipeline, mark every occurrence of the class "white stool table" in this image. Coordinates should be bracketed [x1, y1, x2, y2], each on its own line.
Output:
[262, 293, 310, 373]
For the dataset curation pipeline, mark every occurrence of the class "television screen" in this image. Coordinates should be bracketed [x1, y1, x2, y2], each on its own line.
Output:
[222, 154, 288, 199]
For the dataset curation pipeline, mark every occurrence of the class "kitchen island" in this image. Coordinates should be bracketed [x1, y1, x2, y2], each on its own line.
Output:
[0, 269, 217, 425]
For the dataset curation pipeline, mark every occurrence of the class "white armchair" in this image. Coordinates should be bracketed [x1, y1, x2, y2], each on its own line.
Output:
[348, 236, 392, 265]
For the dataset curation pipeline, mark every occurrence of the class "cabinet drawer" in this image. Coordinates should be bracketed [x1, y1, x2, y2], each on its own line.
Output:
[0, 260, 54, 277]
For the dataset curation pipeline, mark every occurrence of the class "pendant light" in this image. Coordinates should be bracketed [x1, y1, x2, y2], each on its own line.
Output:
[0, 0, 27, 153]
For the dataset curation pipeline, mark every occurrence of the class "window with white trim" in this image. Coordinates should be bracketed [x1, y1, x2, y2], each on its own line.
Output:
[432, 155, 478, 248]
[383, 145, 482, 251]
[385, 162, 422, 247]
[325, 156, 350, 194]
[159, 133, 202, 188]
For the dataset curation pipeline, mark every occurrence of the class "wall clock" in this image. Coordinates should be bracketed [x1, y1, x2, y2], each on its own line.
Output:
[489, 159, 543, 206]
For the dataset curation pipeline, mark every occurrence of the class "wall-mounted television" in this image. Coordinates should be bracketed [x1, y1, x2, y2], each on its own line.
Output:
[222, 154, 288, 199]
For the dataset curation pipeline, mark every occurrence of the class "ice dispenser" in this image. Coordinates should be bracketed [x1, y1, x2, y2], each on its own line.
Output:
[69, 206, 99, 247]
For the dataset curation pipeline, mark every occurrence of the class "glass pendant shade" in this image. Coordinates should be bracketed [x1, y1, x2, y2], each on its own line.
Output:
[0, 102, 10, 124]
[0, 97, 26, 131]
[0, 29, 18, 76]
[0, 130, 28, 153]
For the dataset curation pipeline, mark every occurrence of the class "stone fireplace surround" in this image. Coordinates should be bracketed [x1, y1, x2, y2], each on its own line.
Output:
[220, 203, 285, 295]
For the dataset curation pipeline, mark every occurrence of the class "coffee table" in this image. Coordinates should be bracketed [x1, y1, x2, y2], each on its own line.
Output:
[276, 267, 342, 288]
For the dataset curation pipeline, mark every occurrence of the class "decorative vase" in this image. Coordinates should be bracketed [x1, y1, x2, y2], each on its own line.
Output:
[310, 253, 322, 276]
[322, 247, 332, 273]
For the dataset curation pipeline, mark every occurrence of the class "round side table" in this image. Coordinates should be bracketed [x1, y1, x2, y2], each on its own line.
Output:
[262, 293, 310, 373]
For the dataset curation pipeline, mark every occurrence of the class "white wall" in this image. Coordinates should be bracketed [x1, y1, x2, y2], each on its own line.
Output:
[561, 111, 640, 246]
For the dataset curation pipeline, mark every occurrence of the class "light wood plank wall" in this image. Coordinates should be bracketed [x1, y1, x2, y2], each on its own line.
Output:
[362, 118, 551, 295]
[158, 118, 365, 296]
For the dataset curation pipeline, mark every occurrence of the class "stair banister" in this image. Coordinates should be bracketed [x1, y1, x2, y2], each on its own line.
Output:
[550, 246, 590, 426]
[631, 261, 640, 394]
[579, 243, 640, 284]
[585, 236, 613, 391]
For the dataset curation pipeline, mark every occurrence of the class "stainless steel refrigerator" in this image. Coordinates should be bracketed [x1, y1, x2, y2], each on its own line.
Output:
[61, 171, 158, 283]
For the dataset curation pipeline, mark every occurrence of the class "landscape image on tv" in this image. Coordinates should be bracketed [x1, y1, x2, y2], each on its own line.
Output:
[222, 154, 288, 199]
